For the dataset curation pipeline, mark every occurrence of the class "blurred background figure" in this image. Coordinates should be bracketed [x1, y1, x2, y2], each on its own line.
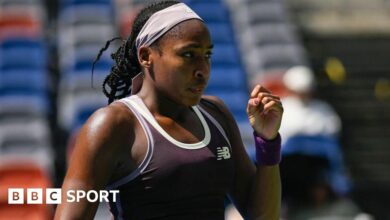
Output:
[280, 65, 341, 140]
[279, 65, 371, 220]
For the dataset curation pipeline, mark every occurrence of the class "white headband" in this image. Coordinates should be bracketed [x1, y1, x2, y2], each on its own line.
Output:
[135, 3, 203, 52]
[131, 3, 202, 95]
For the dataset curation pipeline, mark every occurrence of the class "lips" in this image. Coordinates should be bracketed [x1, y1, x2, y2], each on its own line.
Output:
[189, 85, 206, 94]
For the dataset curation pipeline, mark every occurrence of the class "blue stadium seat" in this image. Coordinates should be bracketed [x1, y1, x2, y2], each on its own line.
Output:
[183, 0, 222, 3]
[0, 38, 46, 70]
[0, 69, 49, 93]
[0, 37, 44, 49]
[65, 57, 112, 73]
[61, 0, 111, 4]
[72, 104, 102, 129]
[0, 48, 46, 70]
[60, 0, 112, 9]
[246, 1, 289, 24]
[250, 44, 306, 72]
[205, 90, 248, 122]
[207, 66, 247, 91]
[59, 68, 107, 94]
[245, 23, 297, 46]
[207, 22, 235, 44]
[57, 90, 106, 130]
[59, 3, 113, 23]
[0, 0, 43, 5]
[212, 44, 240, 66]
[188, 2, 230, 23]
[60, 44, 114, 71]
[0, 95, 50, 116]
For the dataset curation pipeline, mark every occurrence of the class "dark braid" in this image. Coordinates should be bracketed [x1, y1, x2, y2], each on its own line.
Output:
[102, 40, 134, 103]
[93, 0, 181, 104]
[92, 37, 121, 88]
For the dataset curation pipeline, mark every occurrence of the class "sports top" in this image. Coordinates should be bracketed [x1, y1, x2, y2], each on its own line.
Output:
[106, 95, 235, 220]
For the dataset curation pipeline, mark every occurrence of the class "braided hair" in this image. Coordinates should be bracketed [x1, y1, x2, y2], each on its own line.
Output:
[93, 0, 181, 104]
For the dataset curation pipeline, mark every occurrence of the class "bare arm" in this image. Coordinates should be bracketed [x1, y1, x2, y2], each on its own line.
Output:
[54, 103, 134, 220]
[246, 85, 283, 219]
[202, 85, 283, 220]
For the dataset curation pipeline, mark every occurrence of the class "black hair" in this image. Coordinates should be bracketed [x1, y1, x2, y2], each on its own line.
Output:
[93, 0, 181, 104]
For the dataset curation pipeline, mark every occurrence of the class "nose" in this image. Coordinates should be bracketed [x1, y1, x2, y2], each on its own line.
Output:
[195, 70, 207, 79]
[194, 58, 210, 79]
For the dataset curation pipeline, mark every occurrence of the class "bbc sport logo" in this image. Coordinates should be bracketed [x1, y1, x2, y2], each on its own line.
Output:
[8, 188, 119, 204]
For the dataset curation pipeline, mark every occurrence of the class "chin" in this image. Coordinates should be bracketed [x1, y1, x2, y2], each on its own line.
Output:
[182, 95, 202, 107]
[190, 98, 202, 106]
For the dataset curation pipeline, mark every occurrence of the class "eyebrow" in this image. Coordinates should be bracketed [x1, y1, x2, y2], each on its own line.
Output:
[178, 43, 214, 50]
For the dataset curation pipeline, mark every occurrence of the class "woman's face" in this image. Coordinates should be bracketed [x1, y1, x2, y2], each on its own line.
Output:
[149, 19, 213, 106]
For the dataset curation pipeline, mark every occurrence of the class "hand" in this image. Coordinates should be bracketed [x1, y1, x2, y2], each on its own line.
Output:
[247, 85, 283, 140]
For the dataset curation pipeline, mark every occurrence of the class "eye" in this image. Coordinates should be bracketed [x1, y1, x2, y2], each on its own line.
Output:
[205, 52, 213, 60]
[182, 52, 194, 58]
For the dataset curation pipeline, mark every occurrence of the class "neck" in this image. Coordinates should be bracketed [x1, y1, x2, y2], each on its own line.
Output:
[137, 81, 191, 120]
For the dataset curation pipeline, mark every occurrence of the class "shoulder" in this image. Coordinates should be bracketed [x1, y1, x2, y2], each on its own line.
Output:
[86, 101, 134, 132]
[199, 95, 237, 135]
[77, 101, 136, 155]
[200, 95, 231, 118]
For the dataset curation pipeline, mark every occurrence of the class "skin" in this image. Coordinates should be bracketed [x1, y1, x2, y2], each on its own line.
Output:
[54, 19, 283, 220]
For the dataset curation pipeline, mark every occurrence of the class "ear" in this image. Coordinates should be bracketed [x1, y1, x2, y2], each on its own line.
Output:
[138, 46, 152, 69]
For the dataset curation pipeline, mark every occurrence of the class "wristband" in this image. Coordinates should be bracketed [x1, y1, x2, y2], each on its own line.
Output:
[254, 132, 282, 166]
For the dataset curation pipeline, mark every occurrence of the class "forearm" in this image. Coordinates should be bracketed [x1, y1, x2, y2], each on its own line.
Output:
[54, 181, 100, 220]
[55, 202, 99, 220]
[248, 132, 282, 219]
[249, 165, 281, 220]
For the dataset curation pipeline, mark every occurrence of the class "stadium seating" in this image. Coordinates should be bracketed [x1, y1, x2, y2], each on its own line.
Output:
[56, 7, 116, 219]
[0, 0, 53, 171]
[0, 3, 54, 219]
[56, 0, 114, 132]
[224, 0, 308, 87]
[0, 162, 54, 220]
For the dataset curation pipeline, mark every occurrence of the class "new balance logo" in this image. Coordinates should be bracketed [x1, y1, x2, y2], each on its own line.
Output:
[216, 146, 231, 160]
